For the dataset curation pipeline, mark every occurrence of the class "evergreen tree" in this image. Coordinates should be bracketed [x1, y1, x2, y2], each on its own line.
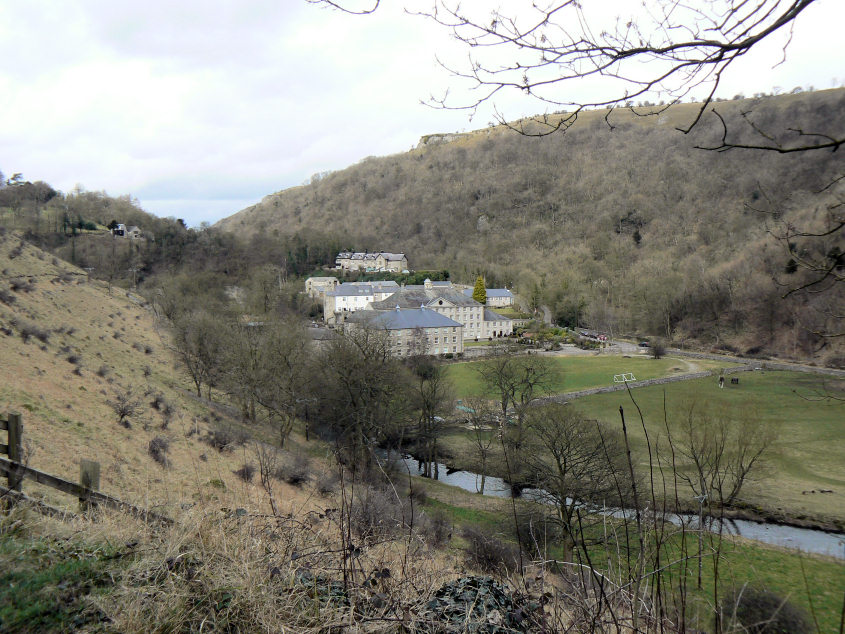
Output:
[472, 275, 486, 305]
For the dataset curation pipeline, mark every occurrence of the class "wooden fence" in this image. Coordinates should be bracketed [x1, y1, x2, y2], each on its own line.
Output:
[0, 412, 172, 525]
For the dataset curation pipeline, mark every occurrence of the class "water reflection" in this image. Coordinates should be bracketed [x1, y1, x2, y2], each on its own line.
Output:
[394, 454, 845, 560]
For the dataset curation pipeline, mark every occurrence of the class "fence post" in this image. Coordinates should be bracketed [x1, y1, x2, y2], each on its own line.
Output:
[79, 460, 100, 513]
[7, 412, 23, 492]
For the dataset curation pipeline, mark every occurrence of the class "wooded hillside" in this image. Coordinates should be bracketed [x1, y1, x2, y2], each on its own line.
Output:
[218, 89, 845, 363]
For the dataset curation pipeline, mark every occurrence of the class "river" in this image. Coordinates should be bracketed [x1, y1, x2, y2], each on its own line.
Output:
[393, 455, 845, 560]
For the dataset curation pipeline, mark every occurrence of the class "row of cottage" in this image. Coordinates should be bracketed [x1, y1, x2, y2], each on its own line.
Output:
[335, 251, 408, 272]
[305, 277, 515, 357]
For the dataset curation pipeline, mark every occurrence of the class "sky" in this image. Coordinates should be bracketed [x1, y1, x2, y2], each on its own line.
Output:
[1, 0, 843, 227]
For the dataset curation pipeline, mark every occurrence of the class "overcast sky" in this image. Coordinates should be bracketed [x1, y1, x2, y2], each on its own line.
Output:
[1, 1, 843, 227]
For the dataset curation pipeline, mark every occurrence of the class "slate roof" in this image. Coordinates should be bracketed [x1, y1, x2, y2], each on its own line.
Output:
[347, 308, 463, 330]
[370, 287, 481, 310]
[483, 308, 511, 322]
[327, 283, 376, 297]
[462, 288, 514, 298]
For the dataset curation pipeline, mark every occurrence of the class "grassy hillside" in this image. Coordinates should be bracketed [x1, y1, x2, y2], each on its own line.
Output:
[218, 90, 845, 364]
[0, 229, 275, 513]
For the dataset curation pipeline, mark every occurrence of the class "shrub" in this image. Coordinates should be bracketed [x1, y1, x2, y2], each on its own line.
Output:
[234, 464, 255, 482]
[514, 512, 563, 558]
[316, 471, 338, 496]
[408, 485, 428, 506]
[66, 353, 82, 365]
[274, 454, 311, 486]
[108, 386, 141, 428]
[148, 437, 170, 467]
[9, 278, 34, 292]
[19, 322, 50, 344]
[96, 365, 110, 378]
[461, 526, 522, 574]
[204, 428, 248, 452]
[650, 338, 667, 359]
[0, 288, 15, 305]
[720, 586, 810, 633]
[349, 486, 406, 539]
[418, 509, 452, 548]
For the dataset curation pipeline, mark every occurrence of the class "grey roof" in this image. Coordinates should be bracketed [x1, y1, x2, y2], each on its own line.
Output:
[327, 283, 376, 297]
[348, 280, 399, 290]
[336, 251, 405, 261]
[307, 276, 339, 282]
[347, 308, 463, 330]
[462, 288, 514, 298]
[483, 308, 511, 322]
[370, 287, 482, 310]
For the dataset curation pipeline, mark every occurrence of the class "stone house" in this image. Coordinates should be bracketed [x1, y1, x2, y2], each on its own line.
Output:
[462, 287, 515, 307]
[344, 307, 464, 357]
[305, 276, 340, 298]
[335, 251, 408, 272]
[369, 279, 512, 341]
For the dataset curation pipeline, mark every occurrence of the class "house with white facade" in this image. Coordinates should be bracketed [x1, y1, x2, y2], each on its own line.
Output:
[112, 224, 142, 239]
[345, 307, 464, 357]
[323, 281, 400, 324]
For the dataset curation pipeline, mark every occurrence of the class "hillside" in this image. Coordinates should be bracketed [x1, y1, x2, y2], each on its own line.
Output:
[218, 90, 845, 363]
[0, 229, 285, 513]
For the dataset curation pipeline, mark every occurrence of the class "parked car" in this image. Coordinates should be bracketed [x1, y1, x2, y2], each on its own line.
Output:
[638, 341, 650, 348]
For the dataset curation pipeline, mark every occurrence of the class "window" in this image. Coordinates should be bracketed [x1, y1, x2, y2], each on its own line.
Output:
[452, 336, 456, 343]
[434, 337, 439, 343]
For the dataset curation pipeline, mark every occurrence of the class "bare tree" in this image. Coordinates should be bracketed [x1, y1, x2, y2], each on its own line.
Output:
[475, 344, 557, 454]
[171, 310, 225, 398]
[252, 320, 312, 447]
[462, 396, 497, 494]
[407, 355, 455, 478]
[666, 400, 774, 508]
[313, 0, 841, 152]
[308, 326, 414, 474]
[525, 403, 631, 562]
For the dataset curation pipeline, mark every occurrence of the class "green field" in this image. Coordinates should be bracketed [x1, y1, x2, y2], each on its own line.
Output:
[440, 358, 845, 525]
[575, 370, 845, 523]
[445, 353, 737, 398]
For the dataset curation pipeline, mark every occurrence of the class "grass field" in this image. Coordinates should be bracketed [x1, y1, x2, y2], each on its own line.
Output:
[575, 370, 845, 524]
[439, 357, 845, 525]
[444, 353, 739, 399]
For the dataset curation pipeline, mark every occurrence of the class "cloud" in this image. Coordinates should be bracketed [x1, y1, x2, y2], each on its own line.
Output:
[1, 0, 843, 227]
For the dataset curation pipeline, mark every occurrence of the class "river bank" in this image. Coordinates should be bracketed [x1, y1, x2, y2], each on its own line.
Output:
[397, 450, 845, 559]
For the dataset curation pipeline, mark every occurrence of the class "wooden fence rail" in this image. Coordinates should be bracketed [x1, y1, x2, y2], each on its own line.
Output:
[0, 412, 172, 526]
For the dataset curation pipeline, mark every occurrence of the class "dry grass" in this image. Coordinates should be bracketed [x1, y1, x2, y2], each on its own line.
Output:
[0, 232, 272, 514]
